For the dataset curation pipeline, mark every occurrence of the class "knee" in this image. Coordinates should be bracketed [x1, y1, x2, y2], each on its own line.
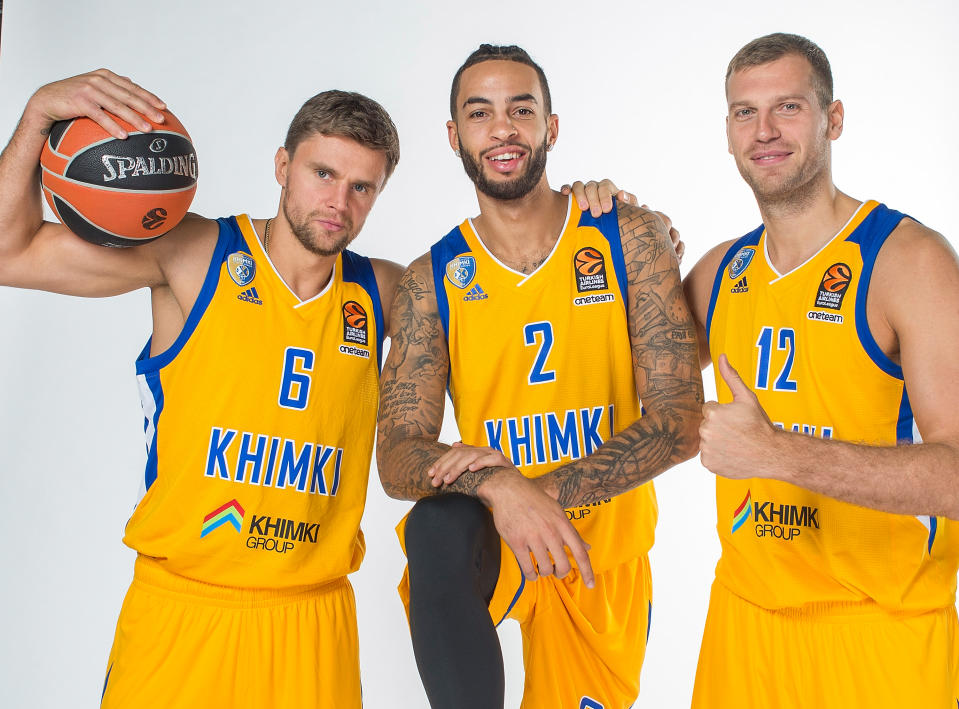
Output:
[406, 493, 491, 558]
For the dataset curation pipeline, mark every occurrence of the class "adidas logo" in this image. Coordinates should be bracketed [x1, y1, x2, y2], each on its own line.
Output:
[463, 284, 489, 301]
[730, 277, 748, 294]
[237, 287, 263, 305]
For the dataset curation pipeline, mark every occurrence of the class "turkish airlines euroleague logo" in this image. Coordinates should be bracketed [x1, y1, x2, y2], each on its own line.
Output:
[574, 247, 608, 292]
[342, 301, 368, 346]
[814, 262, 853, 310]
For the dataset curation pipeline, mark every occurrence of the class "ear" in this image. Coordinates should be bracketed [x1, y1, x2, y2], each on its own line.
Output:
[275, 146, 290, 187]
[827, 99, 844, 140]
[547, 113, 559, 147]
[447, 120, 459, 154]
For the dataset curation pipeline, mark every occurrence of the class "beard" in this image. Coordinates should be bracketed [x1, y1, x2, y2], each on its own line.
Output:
[459, 137, 548, 201]
[281, 193, 355, 257]
[737, 134, 831, 212]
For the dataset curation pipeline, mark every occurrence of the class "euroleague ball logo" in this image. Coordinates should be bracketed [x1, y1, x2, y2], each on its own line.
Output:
[343, 301, 369, 346]
[814, 262, 853, 310]
[574, 247, 608, 292]
[141, 207, 168, 230]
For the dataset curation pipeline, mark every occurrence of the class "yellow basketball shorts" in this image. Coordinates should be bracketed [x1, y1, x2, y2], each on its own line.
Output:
[692, 581, 959, 709]
[100, 555, 361, 708]
[398, 530, 652, 709]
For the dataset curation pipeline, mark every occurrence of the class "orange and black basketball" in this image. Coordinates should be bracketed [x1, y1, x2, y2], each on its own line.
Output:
[822, 263, 852, 292]
[39, 109, 198, 248]
[574, 247, 604, 276]
[344, 301, 367, 328]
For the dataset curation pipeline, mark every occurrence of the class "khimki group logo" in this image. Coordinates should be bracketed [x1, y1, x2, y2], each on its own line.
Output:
[732, 490, 752, 533]
[201, 499, 245, 537]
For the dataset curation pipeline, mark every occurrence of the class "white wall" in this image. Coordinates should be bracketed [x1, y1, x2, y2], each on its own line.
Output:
[0, 1, 956, 706]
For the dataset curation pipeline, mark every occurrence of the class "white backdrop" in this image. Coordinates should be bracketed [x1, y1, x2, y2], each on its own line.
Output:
[1, 1, 956, 707]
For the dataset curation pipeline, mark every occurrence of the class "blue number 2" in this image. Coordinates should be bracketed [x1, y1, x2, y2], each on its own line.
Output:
[755, 327, 797, 392]
[279, 347, 315, 409]
[524, 322, 556, 385]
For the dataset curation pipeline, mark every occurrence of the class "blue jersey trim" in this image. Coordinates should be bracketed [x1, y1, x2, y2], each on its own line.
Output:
[341, 250, 385, 370]
[897, 386, 915, 444]
[100, 663, 112, 705]
[578, 200, 628, 304]
[429, 225, 471, 341]
[135, 216, 238, 374]
[141, 369, 164, 491]
[705, 226, 764, 341]
[847, 204, 908, 379]
[928, 515, 939, 554]
[494, 558, 526, 628]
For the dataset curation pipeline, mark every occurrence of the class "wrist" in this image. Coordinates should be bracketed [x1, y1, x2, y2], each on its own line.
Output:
[474, 467, 517, 506]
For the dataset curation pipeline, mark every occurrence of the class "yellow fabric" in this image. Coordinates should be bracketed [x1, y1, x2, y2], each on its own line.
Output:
[437, 198, 656, 572]
[124, 214, 379, 589]
[692, 581, 959, 708]
[101, 555, 361, 708]
[707, 200, 959, 611]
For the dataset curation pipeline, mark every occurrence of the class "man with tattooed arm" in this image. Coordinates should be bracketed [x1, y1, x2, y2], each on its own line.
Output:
[376, 44, 704, 709]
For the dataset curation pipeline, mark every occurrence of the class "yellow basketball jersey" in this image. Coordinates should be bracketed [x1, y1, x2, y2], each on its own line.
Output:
[707, 200, 959, 611]
[125, 214, 383, 589]
[431, 198, 656, 572]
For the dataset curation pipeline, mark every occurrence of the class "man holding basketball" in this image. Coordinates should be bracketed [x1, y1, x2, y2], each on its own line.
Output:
[681, 33, 959, 707]
[376, 45, 703, 708]
[0, 69, 402, 707]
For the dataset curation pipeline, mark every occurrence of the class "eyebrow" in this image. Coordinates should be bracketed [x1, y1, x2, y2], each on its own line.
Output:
[461, 93, 539, 109]
[728, 94, 810, 109]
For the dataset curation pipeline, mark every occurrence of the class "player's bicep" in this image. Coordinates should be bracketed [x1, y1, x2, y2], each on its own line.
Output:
[0, 219, 166, 296]
[619, 206, 702, 407]
[885, 228, 959, 444]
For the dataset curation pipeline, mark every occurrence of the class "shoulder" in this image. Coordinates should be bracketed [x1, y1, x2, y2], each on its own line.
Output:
[872, 216, 959, 313]
[683, 238, 741, 325]
[370, 257, 405, 293]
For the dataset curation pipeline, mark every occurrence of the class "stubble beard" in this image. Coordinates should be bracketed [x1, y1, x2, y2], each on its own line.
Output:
[281, 192, 356, 257]
[740, 133, 831, 216]
[459, 138, 548, 201]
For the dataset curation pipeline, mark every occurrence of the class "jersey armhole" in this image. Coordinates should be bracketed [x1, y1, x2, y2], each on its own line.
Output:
[342, 250, 385, 369]
[705, 227, 764, 342]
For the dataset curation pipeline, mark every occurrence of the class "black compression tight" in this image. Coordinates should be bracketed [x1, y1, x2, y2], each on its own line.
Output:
[405, 493, 504, 709]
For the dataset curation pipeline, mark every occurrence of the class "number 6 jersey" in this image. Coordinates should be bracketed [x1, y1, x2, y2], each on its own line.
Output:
[125, 214, 383, 589]
[430, 198, 656, 573]
[706, 200, 959, 611]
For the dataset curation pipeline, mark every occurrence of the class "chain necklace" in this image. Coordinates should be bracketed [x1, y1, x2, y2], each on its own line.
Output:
[264, 218, 273, 255]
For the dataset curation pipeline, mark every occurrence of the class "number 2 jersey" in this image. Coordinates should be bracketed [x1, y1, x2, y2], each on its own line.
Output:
[124, 214, 383, 589]
[430, 198, 656, 573]
[706, 200, 959, 611]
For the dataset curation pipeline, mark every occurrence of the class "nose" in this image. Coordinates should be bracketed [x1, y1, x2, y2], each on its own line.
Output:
[490, 111, 517, 142]
[327, 180, 350, 211]
[755, 110, 780, 142]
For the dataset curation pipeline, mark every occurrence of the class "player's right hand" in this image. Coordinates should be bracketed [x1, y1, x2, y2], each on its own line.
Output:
[427, 441, 513, 487]
[28, 69, 166, 140]
[477, 469, 595, 588]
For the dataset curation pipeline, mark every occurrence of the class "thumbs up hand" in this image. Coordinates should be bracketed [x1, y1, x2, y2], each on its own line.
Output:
[699, 354, 777, 479]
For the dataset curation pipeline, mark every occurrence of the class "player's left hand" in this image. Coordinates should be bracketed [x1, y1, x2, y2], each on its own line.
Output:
[427, 441, 514, 487]
[561, 179, 636, 217]
[559, 181, 685, 265]
[699, 354, 777, 479]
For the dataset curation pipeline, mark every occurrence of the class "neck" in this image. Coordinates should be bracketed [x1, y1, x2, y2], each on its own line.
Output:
[257, 216, 337, 300]
[757, 177, 860, 273]
[471, 178, 568, 271]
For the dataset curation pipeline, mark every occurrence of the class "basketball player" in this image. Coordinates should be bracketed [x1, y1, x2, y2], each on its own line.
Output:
[0, 69, 402, 707]
[682, 33, 959, 707]
[376, 45, 704, 708]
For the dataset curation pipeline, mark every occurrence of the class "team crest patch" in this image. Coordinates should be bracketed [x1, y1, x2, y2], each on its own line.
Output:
[228, 251, 256, 286]
[574, 247, 609, 292]
[728, 247, 755, 280]
[343, 301, 369, 346]
[446, 256, 476, 289]
[814, 262, 852, 310]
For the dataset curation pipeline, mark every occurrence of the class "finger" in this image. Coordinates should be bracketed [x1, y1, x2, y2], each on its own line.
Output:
[585, 181, 602, 217]
[568, 180, 590, 211]
[616, 189, 636, 206]
[675, 237, 685, 265]
[560, 183, 572, 195]
[91, 69, 166, 111]
[548, 540, 573, 579]
[562, 526, 594, 588]
[653, 210, 673, 231]
[529, 541, 554, 578]
[595, 179, 616, 216]
[718, 354, 752, 401]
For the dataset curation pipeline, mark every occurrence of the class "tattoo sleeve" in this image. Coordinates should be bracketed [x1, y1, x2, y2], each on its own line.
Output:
[376, 254, 503, 500]
[538, 205, 705, 507]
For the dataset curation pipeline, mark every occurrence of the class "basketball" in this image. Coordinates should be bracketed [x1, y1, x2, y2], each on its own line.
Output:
[575, 247, 604, 276]
[39, 109, 198, 248]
